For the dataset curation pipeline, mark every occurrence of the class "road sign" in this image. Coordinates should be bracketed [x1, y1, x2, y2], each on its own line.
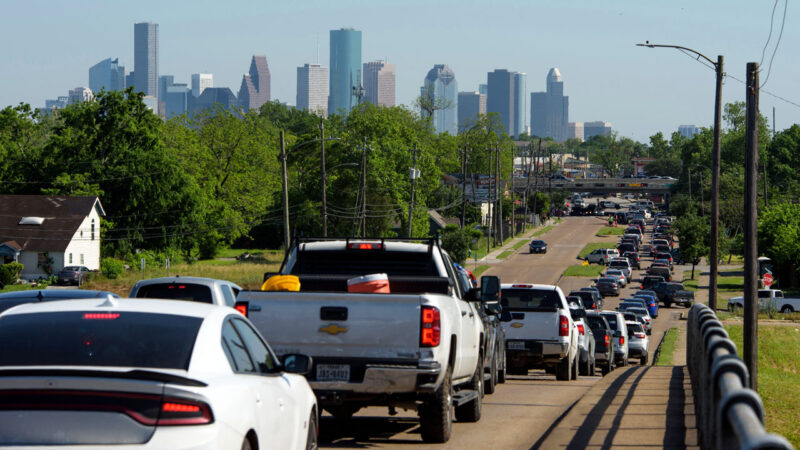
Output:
[763, 273, 773, 287]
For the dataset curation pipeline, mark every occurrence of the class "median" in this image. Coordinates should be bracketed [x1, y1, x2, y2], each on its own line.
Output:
[562, 264, 605, 277]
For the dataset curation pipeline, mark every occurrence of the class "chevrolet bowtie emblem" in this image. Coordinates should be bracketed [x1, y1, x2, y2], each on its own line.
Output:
[319, 324, 348, 335]
[511, 323, 524, 328]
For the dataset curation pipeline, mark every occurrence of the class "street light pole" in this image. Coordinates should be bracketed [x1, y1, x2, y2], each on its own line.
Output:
[280, 130, 290, 250]
[637, 42, 722, 311]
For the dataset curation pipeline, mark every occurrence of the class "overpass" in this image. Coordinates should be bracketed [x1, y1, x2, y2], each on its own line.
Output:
[511, 177, 675, 196]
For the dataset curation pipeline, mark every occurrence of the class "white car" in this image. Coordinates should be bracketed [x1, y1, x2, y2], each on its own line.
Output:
[625, 321, 649, 365]
[603, 269, 627, 287]
[0, 298, 318, 449]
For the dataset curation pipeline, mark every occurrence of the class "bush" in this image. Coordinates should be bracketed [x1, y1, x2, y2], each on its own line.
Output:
[0, 262, 24, 286]
[101, 258, 125, 280]
[441, 225, 470, 264]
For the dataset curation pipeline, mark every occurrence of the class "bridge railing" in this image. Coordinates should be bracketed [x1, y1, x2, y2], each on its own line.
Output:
[687, 304, 792, 449]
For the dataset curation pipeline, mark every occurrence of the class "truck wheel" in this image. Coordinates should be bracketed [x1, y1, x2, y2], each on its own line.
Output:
[325, 405, 359, 422]
[556, 355, 572, 381]
[419, 366, 453, 443]
[455, 360, 483, 423]
[664, 301, 672, 308]
[485, 351, 497, 395]
[781, 305, 794, 313]
[571, 354, 579, 380]
[497, 350, 506, 383]
[640, 355, 648, 365]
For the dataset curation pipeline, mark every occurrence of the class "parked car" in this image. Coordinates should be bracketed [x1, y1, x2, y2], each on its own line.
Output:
[129, 276, 243, 307]
[595, 277, 620, 297]
[608, 259, 633, 282]
[529, 239, 548, 254]
[569, 290, 601, 310]
[600, 311, 630, 367]
[0, 289, 119, 314]
[622, 251, 641, 270]
[579, 287, 604, 308]
[617, 243, 638, 255]
[586, 311, 615, 375]
[0, 299, 318, 449]
[56, 265, 91, 286]
[728, 289, 800, 313]
[585, 248, 620, 265]
[655, 251, 674, 266]
[626, 321, 650, 365]
[671, 248, 700, 265]
[652, 281, 694, 308]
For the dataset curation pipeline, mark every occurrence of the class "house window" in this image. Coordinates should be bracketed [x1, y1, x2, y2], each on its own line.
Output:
[38, 253, 48, 266]
[69, 253, 73, 264]
[80, 254, 84, 264]
[91, 219, 95, 241]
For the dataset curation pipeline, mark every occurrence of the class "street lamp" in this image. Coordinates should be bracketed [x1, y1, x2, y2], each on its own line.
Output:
[637, 41, 723, 312]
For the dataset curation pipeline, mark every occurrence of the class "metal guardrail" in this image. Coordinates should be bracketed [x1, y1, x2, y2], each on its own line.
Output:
[687, 304, 793, 449]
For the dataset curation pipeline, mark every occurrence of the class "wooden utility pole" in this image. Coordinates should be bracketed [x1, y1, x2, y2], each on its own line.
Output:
[744, 62, 760, 390]
[461, 145, 467, 228]
[532, 139, 542, 223]
[509, 146, 516, 238]
[280, 130, 290, 250]
[709, 54, 724, 312]
[361, 137, 367, 238]
[407, 143, 418, 238]
[320, 119, 328, 237]
[523, 143, 534, 227]
[496, 146, 503, 245]
[487, 148, 494, 253]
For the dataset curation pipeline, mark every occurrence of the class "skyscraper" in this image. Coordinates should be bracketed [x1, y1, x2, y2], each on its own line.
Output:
[487, 69, 517, 136]
[514, 72, 527, 137]
[362, 61, 396, 107]
[68, 87, 93, 104]
[422, 64, 458, 135]
[328, 28, 362, 115]
[158, 75, 174, 103]
[296, 63, 329, 117]
[191, 88, 239, 115]
[457, 91, 486, 132]
[191, 73, 213, 98]
[531, 68, 569, 141]
[133, 22, 158, 97]
[678, 125, 700, 138]
[238, 55, 271, 111]
[165, 83, 190, 118]
[89, 58, 125, 94]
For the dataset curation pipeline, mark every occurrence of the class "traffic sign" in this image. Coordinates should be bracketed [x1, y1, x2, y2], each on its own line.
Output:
[763, 273, 773, 287]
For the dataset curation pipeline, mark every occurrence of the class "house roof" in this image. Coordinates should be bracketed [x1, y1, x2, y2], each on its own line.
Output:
[0, 196, 105, 253]
[0, 241, 21, 251]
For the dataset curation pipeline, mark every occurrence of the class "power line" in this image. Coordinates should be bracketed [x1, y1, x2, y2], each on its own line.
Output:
[761, 0, 788, 88]
[759, 0, 780, 66]
[725, 73, 800, 110]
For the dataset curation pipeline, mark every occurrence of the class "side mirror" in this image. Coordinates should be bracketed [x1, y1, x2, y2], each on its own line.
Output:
[499, 310, 513, 322]
[281, 354, 312, 375]
[480, 275, 500, 302]
[465, 287, 481, 302]
[485, 302, 502, 316]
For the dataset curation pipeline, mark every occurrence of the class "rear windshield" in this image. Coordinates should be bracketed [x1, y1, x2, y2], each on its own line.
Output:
[0, 312, 202, 369]
[501, 288, 561, 311]
[601, 313, 620, 330]
[586, 316, 607, 331]
[135, 283, 213, 303]
[292, 250, 437, 276]
[627, 323, 644, 333]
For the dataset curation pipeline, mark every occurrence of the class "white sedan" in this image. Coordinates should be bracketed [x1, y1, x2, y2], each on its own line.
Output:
[0, 298, 317, 449]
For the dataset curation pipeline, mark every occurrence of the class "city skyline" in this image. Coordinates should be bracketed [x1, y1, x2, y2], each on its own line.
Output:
[2, 1, 798, 140]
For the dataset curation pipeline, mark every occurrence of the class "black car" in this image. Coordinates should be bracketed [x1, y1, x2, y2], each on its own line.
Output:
[569, 290, 601, 310]
[57, 266, 91, 286]
[586, 311, 615, 375]
[529, 239, 547, 254]
[652, 281, 689, 307]
[0, 289, 119, 314]
[595, 277, 620, 296]
[641, 275, 666, 290]
[614, 212, 628, 224]
[617, 242, 637, 254]
[671, 248, 700, 265]
[580, 286, 605, 304]
[621, 251, 641, 270]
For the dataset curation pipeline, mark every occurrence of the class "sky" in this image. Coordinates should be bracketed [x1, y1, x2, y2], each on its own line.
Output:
[1, 0, 798, 141]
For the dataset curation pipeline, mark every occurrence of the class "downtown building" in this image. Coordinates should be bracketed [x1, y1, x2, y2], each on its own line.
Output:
[362, 61, 395, 107]
[88, 58, 126, 94]
[457, 91, 486, 132]
[583, 121, 612, 140]
[678, 124, 701, 138]
[296, 63, 329, 116]
[486, 69, 525, 137]
[191, 73, 213, 98]
[531, 68, 569, 142]
[422, 64, 458, 135]
[328, 28, 362, 115]
[133, 22, 158, 98]
[238, 55, 271, 111]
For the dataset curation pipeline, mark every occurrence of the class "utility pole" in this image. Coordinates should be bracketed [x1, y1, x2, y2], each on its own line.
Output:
[408, 143, 418, 238]
[699, 171, 704, 216]
[510, 146, 516, 238]
[496, 146, 503, 245]
[709, 54, 724, 312]
[744, 62, 760, 390]
[320, 119, 328, 237]
[487, 147, 494, 253]
[280, 130, 290, 250]
[524, 143, 533, 227]
[461, 145, 467, 228]
[361, 137, 367, 238]
[548, 145, 553, 193]
[532, 139, 542, 224]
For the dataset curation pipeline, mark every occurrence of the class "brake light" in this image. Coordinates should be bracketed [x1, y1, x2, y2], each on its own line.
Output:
[83, 313, 120, 320]
[604, 334, 610, 345]
[420, 306, 441, 347]
[157, 398, 213, 426]
[163, 402, 200, 413]
[635, 332, 646, 339]
[234, 301, 248, 317]
[511, 284, 534, 288]
[619, 336, 625, 345]
[559, 314, 570, 337]
[347, 243, 384, 250]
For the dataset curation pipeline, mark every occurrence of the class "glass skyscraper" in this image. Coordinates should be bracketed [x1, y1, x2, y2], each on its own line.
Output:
[514, 72, 527, 137]
[487, 69, 518, 137]
[422, 64, 458, 135]
[133, 22, 158, 98]
[88, 58, 125, 94]
[328, 28, 362, 115]
[531, 68, 569, 142]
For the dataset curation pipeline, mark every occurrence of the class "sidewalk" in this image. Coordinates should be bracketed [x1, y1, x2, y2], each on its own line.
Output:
[480, 220, 557, 262]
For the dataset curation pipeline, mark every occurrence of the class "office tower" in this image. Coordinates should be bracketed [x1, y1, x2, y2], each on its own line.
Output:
[238, 55, 271, 111]
[362, 61, 396, 107]
[191, 73, 213, 97]
[514, 72, 527, 137]
[142, 96, 158, 112]
[531, 68, 569, 141]
[457, 91, 486, 132]
[67, 87, 93, 104]
[125, 72, 135, 91]
[583, 121, 612, 140]
[133, 22, 158, 97]
[487, 69, 517, 136]
[479, 84, 488, 95]
[191, 88, 239, 115]
[678, 124, 700, 138]
[568, 122, 585, 141]
[421, 64, 458, 135]
[89, 58, 125, 94]
[165, 83, 190, 118]
[158, 75, 174, 103]
[328, 28, 362, 115]
[296, 63, 329, 117]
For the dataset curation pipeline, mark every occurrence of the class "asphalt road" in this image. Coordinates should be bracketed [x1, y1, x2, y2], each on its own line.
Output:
[319, 211, 688, 448]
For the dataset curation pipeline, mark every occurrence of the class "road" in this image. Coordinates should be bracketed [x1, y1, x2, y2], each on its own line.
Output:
[319, 212, 687, 448]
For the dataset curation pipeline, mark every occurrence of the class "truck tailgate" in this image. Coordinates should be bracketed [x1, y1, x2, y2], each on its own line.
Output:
[503, 310, 559, 341]
[238, 291, 423, 360]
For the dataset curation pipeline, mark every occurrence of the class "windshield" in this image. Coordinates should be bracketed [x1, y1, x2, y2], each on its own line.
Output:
[0, 311, 202, 369]
[601, 313, 619, 330]
[501, 288, 561, 311]
[135, 283, 213, 304]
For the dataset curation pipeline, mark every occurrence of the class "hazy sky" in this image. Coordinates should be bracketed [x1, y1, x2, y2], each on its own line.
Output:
[2, 0, 797, 141]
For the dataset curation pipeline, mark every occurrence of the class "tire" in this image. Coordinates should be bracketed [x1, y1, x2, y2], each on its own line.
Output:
[305, 411, 318, 450]
[556, 355, 572, 381]
[664, 301, 672, 308]
[419, 365, 453, 443]
[455, 360, 483, 423]
[241, 437, 252, 450]
[640, 355, 648, 366]
[579, 357, 588, 376]
[497, 350, 506, 383]
[781, 305, 794, 314]
[571, 354, 579, 380]
[325, 405, 359, 422]
[485, 351, 497, 395]
[728, 302, 735, 312]
[590, 358, 596, 376]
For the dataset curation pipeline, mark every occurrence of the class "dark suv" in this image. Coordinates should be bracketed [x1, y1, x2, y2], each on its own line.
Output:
[641, 275, 665, 290]
[652, 281, 691, 307]
[57, 266, 91, 286]
[586, 311, 615, 375]
[569, 290, 601, 310]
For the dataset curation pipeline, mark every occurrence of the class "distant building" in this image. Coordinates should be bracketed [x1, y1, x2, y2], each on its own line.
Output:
[328, 28, 362, 115]
[421, 64, 458, 135]
[165, 83, 190, 118]
[142, 95, 158, 112]
[238, 55, 271, 111]
[68, 87, 93, 104]
[583, 121, 612, 140]
[88, 58, 125, 94]
[531, 68, 569, 142]
[514, 72, 527, 137]
[191, 87, 238, 115]
[158, 75, 174, 103]
[133, 22, 158, 97]
[125, 72, 135, 91]
[362, 61, 395, 107]
[191, 73, 213, 98]
[568, 122, 584, 141]
[487, 69, 519, 136]
[457, 91, 486, 132]
[296, 63, 328, 117]
[478, 84, 488, 95]
[678, 124, 701, 138]
[43, 96, 68, 111]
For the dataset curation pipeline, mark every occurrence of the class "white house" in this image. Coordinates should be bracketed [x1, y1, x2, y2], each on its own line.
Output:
[0, 195, 105, 280]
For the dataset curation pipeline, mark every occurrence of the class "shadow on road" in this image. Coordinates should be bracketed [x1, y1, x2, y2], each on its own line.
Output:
[319, 416, 420, 447]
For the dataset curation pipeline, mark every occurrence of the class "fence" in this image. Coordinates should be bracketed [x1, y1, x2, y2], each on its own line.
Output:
[686, 304, 792, 449]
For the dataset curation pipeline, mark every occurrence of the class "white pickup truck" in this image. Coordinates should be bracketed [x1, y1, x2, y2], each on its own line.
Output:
[236, 238, 495, 443]
[499, 284, 580, 380]
[728, 289, 800, 313]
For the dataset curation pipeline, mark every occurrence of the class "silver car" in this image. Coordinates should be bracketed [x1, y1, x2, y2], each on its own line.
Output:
[600, 311, 629, 367]
[626, 306, 652, 335]
[626, 321, 649, 365]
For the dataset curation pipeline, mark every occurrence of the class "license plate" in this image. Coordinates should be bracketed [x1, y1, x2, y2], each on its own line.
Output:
[508, 341, 525, 350]
[316, 364, 350, 382]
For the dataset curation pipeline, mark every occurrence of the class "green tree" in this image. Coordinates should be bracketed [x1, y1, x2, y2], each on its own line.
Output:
[758, 203, 800, 287]
[673, 212, 709, 279]
[441, 224, 470, 264]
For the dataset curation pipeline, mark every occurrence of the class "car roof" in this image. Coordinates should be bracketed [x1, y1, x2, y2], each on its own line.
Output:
[132, 276, 242, 291]
[0, 289, 119, 300]
[501, 283, 558, 290]
[0, 298, 230, 319]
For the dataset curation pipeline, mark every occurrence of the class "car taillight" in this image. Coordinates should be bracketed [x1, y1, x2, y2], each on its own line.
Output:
[559, 314, 569, 337]
[635, 332, 646, 339]
[158, 398, 213, 426]
[604, 334, 610, 345]
[83, 313, 120, 320]
[347, 242, 384, 250]
[234, 301, 248, 317]
[619, 336, 625, 345]
[577, 323, 585, 335]
[420, 306, 441, 347]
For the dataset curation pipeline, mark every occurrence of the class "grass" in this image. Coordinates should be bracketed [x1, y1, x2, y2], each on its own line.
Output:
[512, 239, 530, 251]
[682, 268, 744, 293]
[655, 327, 679, 366]
[497, 250, 514, 259]
[578, 242, 616, 259]
[596, 227, 625, 236]
[0, 284, 38, 293]
[472, 265, 491, 278]
[532, 225, 556, 237]
[725, 324, 800, 447]
[562, 264, 605, 277]
[215, 248, 282, 259]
